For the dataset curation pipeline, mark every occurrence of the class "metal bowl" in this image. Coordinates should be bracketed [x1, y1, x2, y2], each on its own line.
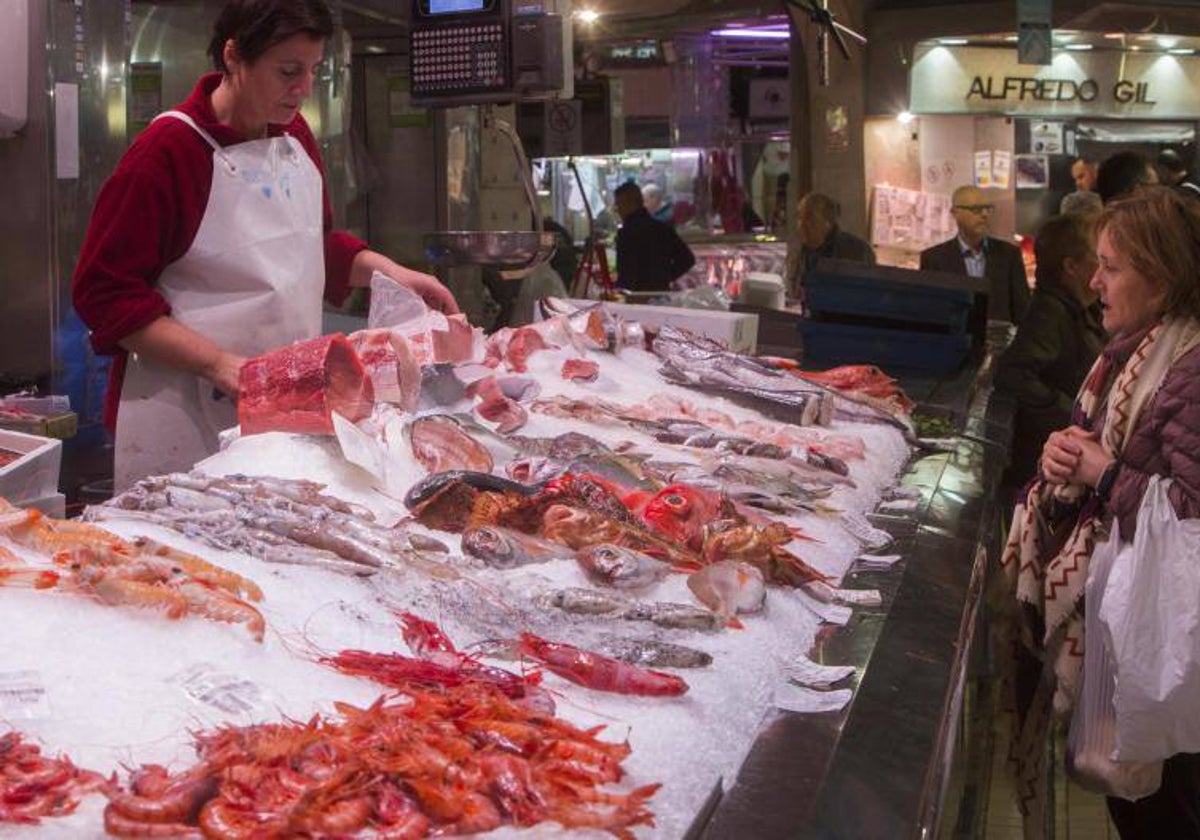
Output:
[423, 230, 557, 274]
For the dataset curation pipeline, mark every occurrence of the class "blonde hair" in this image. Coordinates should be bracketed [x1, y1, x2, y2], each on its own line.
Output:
[1098, 186, 1200, 320]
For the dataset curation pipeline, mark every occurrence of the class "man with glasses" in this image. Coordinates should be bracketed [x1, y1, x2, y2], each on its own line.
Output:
[920, 185, 1031, 324]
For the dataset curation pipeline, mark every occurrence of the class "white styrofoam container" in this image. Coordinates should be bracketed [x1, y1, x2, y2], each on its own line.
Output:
[0, 0, 29, 136]
[568, 299, 759, 354]
[16, 491, 66, 519]
[0, 428, 62, 504]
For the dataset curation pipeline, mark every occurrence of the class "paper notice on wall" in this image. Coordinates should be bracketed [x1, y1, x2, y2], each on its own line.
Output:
[54, 83, 79, 180]
[1031, 120, 1064, 154]
[973, 150, 993, 188]
[992, 150, 1012, 189]
[870, 185, 956, 251]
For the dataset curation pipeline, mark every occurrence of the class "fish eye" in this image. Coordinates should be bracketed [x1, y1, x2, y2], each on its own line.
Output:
[665, 494, 686, 507]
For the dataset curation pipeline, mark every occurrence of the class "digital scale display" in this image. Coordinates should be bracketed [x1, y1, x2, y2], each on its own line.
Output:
[411, 0, 508, 101]
[425, 0, 489, 14]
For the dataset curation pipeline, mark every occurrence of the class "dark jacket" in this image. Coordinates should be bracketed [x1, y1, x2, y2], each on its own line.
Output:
[995, 286, 1106, 487]
[786, 226, 876, 300]
[919, 235, 1031, 324]
[615, 208, 696, 292]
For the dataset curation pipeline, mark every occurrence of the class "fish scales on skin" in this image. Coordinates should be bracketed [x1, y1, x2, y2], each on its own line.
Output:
[594, 636, 713, 669]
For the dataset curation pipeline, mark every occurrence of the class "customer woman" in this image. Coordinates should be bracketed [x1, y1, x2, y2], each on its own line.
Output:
[73, 0, 458, 490]
[994, 213, 1106, 497]
[1002, 186, 1200, 837]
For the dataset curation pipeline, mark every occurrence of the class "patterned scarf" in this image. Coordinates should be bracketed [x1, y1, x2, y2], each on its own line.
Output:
[998, 315, 1200, 828]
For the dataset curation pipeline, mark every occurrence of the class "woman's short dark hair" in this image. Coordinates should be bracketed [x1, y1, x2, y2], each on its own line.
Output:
[1096, 150, 1157, 204]
[208, 0, 334, 72]
[1034, 213, 1095, 291]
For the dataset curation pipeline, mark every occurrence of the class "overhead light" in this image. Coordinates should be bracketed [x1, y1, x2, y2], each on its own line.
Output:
[712, 26, 789, 39]
[1158, 35, 1181, 49]
[897, 111, 915, 126]
[1004, 35, 1019, 43]
[1103, 32, 1125, 40]
[1168, 47, 1196, 56]
[574, 8, 600, 25]
[365, 44, 385, 54]
[1065, 43, 1093, 51]
[939, 38, 969, 46]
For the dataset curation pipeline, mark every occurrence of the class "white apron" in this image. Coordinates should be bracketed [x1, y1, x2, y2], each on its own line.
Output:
[114, 110, 325, 491]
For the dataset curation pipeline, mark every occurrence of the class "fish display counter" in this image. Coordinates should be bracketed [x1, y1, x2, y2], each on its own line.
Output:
[0, 293, 1003, 839]
[701, 329, 1016, 838]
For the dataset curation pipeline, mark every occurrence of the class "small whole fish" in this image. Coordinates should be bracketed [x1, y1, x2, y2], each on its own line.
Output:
[594, 636, 713, 669]
[463, 525, 570, 569]
[621, 601, 726, 632]
[537, 587, 626, 616]
[575, 543, 670, 590]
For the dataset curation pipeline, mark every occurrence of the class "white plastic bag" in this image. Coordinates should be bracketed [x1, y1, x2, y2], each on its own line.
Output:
[1100, 476, 1200, 763]
[1065, 525, 1163, 800]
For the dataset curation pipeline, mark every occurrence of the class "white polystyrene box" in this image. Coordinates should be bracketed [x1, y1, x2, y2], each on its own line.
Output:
[0, 0, 29, 137]
[568, 298, 759, 353]
[0, 428, 61, 504]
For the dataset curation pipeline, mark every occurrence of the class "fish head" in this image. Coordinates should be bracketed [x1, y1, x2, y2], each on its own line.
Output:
[576, 543, 639, 582]
[462, 526, 519, 567]
[641, 484, 717, 544]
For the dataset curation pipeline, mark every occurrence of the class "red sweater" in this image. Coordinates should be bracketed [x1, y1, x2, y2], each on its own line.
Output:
[72, 73, 367, 431]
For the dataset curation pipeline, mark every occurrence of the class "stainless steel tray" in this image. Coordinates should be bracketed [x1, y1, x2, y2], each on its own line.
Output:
[423, 230, 556, 273]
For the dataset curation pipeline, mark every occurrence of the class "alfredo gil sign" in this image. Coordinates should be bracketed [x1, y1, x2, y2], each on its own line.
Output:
[909, 44, 1200, 118]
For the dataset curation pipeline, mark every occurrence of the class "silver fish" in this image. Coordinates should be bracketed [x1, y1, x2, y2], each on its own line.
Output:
[594, 636, 713, 669]
[575, 543, 670, 590]
[537, 587, 626, 615]
[463, 526, 570, 569]
[621, 601, 725, 632]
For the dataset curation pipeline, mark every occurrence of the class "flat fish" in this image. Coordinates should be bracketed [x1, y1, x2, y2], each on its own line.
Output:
[463, 525, 571, 569]
[595, 636, 713, 669]
[575, 543, 670, 590]
[687, 560, 766, 622]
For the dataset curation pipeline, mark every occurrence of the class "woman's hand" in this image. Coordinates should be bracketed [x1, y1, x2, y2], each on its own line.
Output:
[1041, 428, 1083, 484]
[1041, 425, 1115, 488]
[1061, 427, 1115, 488]
[350, 249, 460, 315]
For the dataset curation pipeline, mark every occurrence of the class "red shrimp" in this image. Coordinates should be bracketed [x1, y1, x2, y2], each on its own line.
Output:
[102, 804, 202, 837]
[105, 774, 215, 824]
[373, 782, 430, 839]
[475, 752, 545, 824]
[516, 633, 689, 697]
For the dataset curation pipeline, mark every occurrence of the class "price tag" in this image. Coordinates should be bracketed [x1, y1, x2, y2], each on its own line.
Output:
[0, 671, 52, 720]
[170, 664, 271, 717]
[841, 510, 893, 549]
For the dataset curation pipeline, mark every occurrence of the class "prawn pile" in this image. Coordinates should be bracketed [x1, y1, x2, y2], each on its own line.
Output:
[103, 685, 659, 839]
[0, 731, 109, 825]
[91, 472, 458, 580]
[0, 498, 265, 641]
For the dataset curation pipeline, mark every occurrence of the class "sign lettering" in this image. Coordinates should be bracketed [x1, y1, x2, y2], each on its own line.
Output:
[965, 75, 1154, 106]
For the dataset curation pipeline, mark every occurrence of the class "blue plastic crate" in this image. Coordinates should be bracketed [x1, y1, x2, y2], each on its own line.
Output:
[805, 271, 974, 332]
[799, 320, 973, 373]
